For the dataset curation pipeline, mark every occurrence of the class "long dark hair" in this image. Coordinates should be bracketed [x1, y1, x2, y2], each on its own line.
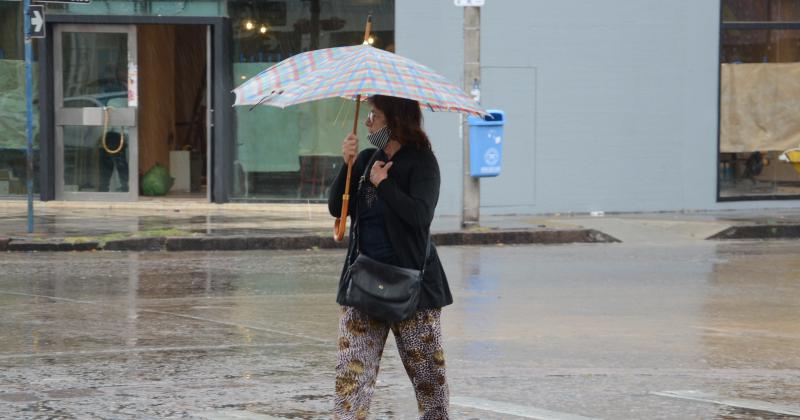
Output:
[369, 95, 431, 151]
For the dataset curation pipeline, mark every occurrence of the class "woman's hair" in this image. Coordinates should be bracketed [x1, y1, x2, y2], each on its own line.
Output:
[369, 95, 431, 151]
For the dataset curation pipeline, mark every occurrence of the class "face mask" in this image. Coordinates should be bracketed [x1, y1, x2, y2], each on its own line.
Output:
[367, 125, 391, 149]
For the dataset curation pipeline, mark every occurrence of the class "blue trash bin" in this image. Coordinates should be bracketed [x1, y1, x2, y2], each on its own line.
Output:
[467, 110, 504, 177]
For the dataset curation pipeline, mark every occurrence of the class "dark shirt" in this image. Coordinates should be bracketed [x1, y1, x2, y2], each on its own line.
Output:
[356, 165, 397, 264]
[328, 146, 453, 310]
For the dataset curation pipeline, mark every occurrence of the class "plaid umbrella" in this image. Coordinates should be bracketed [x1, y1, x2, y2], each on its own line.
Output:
[232, 44, 486, 116]
[232, 16, 484, 242]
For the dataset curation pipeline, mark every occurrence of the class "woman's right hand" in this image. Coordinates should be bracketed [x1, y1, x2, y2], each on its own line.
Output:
[342, 133, 358, 163]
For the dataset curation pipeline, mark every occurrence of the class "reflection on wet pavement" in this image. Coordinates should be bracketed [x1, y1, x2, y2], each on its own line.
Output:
[0, 241, 799, 418]
[0, 210, 333, 238]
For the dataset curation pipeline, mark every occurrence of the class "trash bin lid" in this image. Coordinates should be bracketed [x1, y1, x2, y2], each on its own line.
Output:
[468, 109, 504, 126]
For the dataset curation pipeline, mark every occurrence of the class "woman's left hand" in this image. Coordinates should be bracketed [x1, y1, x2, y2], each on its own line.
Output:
[370, 160, 394, 187]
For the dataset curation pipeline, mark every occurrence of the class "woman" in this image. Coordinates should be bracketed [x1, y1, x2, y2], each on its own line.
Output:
[328, 95, 453, 419]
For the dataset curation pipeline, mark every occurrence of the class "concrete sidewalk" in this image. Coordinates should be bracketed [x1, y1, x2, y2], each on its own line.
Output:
[0, 200, 798, 251]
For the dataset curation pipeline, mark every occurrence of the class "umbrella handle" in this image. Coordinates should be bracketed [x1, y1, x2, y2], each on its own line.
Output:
[333, 96, 363, 242]
[363, 15, 372, 44]
[332, 162, 352, 242]
[334, 15, 371, 243]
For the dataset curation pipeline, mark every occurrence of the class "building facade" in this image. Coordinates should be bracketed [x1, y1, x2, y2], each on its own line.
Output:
[1, 0, 799, 216]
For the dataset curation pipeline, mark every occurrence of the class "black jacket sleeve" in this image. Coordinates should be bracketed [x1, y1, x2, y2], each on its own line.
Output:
[327, 149, 374, 218]
[376, 152, 440, 228]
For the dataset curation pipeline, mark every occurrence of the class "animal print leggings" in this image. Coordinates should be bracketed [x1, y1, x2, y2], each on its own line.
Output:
[334, 306, 449, 420]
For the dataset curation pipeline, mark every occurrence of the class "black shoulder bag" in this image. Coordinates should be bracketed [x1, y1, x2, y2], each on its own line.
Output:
[343, 150, 430, 323]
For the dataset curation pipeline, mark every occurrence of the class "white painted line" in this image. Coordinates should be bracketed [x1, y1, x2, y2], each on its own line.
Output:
[194, 410, 287, 420]
[0, 290, 97, 305]
[653, 390, 800, 417]
[141, 308, 332, 344]
[451, 396, 601, 420]
[692, 325, 800, 340]
[0, 342, 328, 360]
[0, 290, 332, 345]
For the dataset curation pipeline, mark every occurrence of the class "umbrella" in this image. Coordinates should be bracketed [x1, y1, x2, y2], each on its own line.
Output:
[233, 44, 486, 116]
[233, 16, 485, 241]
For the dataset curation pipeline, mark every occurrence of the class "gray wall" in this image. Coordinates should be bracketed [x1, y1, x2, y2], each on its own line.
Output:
[398, 0, 800, 216]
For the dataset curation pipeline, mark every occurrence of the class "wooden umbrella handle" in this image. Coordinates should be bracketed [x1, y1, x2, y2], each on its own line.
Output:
[333, 97, 362, 242]
[333, 16, 372, 242]
[363, 15, 372, 44]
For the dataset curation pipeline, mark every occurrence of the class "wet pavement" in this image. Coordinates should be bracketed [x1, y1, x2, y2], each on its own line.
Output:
[0, 205, 334, 239]
[3, 201, 800, 243]
[1, 239, 799, 419]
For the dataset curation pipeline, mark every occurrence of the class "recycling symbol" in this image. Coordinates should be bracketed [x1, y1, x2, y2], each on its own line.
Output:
[484, 147, 499, 166]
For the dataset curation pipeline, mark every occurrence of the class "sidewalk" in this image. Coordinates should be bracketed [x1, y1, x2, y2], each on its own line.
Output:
[0, 200, 798, 251]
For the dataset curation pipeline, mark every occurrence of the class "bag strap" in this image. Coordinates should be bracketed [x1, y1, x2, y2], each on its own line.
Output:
[420, 234, 432, 276]
[347, 149, 433, 274]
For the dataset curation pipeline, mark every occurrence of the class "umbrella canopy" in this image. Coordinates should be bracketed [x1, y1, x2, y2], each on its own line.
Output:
[232, 43, 486, 116]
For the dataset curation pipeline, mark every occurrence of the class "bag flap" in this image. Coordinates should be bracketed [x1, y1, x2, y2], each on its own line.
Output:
[348, 255, 421, 302]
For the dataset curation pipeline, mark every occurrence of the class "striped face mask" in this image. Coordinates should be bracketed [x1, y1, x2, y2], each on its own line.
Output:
[367, 125, 391, 150]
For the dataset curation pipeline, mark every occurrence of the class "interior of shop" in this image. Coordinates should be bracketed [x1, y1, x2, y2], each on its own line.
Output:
[720, 0, 800, 198]
[137, 24, 208, 200]
[0, 1, 39, 196]
[228, 0, 394, 201]
[56, 23, 208, 200]
[2, 1, 396, 202]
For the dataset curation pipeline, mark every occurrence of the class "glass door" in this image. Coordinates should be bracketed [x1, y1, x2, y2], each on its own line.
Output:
[54, 24, 138, 201]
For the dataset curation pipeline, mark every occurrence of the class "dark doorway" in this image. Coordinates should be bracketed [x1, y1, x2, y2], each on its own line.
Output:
[138, 24, 208, 200]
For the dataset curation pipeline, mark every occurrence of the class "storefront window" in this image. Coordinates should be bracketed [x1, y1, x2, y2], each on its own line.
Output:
[720, 0, 800, 199]
[229, 0, 394, 201]
[45, 0, 224, 17]
[0, 2, 39, 197]
[723, 0, 800, 22]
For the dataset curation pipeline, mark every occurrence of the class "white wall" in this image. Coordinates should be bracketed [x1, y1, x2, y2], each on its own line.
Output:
[396, 0, 465, 216]
[397, 0, 800, 216]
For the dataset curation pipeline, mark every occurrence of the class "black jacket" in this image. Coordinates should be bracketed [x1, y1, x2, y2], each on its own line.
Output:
[328, 147, 453, 310]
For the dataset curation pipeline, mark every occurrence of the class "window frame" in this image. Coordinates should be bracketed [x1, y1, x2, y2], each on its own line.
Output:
[717, 8, 800, 202]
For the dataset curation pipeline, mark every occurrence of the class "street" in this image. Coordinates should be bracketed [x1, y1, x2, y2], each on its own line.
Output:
[1, 241, 799, 419]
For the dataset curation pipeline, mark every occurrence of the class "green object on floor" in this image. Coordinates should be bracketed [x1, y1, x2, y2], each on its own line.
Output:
[141, 163, 174, 196]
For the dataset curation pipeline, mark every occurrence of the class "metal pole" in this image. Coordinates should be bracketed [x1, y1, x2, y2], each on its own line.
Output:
[462, 6, 480, 228]
[23, 0, 35, 233]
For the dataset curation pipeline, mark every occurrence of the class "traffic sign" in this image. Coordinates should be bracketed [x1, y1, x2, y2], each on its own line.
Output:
[29, 5, 45, 38]
[454, 0, 484, 6]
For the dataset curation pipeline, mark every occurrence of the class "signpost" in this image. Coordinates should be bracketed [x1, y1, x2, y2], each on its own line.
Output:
[23, 0, 35, 233]
[22, 0, 87, 233]
[460, 2, 482, 227]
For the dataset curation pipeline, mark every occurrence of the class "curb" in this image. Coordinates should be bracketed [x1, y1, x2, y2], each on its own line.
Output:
[3, 229, 619, 252]
[432, 229, 618, 246]
[7, 241, 100, 252]
[104, 237, 167, 251]
[707, 224, 800, 240]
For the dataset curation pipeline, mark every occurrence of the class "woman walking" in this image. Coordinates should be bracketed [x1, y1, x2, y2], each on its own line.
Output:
[328, 95, 452, 419]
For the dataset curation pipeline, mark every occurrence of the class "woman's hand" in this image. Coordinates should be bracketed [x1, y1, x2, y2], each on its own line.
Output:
[370, 160, 394, 187]
[342, 133, 358, 163]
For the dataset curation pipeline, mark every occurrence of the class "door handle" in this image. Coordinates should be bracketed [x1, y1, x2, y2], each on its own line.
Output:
[56, 107, 137, 126]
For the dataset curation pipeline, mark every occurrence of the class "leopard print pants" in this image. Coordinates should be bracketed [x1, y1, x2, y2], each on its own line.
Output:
[333, 306, 449, 420]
